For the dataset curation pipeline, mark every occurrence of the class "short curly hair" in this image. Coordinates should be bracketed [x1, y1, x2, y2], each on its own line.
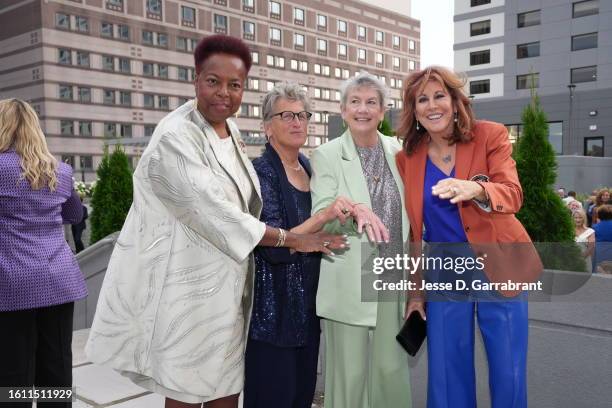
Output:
[193, 35, 252, 74]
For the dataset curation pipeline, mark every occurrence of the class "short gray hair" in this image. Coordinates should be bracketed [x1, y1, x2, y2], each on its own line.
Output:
[262, 82, 311, 122]
[339, 71, 388, 109]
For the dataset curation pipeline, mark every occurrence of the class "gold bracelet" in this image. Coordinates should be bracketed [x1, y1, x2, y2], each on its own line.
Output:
[275, 228, 286, 247]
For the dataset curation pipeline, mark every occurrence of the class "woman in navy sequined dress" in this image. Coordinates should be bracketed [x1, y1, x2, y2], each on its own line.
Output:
[244, 83, 353, 408]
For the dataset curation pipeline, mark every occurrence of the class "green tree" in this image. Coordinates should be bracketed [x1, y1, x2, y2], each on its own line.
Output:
[514, 94, 585, 271]
[378, 116, 394, 137]
[90, 145, 133, 244]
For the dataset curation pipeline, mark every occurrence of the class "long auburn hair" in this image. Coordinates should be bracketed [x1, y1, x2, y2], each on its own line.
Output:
[397, 66, 475, 155]
[0, 99, 58, 190]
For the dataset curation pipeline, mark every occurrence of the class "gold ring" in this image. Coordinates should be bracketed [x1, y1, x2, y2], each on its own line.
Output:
[341, 208, 350, 215]
[323, 241, 331, 247]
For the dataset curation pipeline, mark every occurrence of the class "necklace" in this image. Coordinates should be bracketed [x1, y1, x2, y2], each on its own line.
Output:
[281, 160, 302, 171]
[442, 154, 453, 164]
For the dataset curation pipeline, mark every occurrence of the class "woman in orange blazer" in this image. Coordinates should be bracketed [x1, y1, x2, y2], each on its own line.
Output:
[395, 66, 541, 408]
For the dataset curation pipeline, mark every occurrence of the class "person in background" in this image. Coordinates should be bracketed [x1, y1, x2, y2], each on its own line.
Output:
[0, 98, 87, 407]
[310, 72, 412, 408]
[573, 209, 595, 273]
[85, 35, 344, 408]
[244, 83, 353, 408]
[593, 204, 612, 273]
[396, 66, 541, 408]
[71, 195, 88, 253]
[591, 189, 611, 225]
[557, 187, 566, 199]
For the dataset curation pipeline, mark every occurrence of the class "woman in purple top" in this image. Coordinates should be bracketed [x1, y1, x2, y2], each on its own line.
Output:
[0, 99, 87, 401]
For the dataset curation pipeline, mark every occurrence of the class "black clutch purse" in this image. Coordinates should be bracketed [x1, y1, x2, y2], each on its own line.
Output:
[396, 311, 427, 356]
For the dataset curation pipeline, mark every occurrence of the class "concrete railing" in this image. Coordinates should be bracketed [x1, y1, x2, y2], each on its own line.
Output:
[75, 236, 612, 407]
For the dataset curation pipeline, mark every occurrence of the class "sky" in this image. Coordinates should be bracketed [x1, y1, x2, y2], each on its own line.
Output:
[361, 0, 455, 68]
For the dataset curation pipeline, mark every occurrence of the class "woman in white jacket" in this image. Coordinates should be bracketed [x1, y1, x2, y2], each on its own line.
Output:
[85, 35, 345, 408]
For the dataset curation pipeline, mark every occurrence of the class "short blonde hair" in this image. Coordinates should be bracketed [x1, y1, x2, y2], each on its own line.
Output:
[572, 208, 587, 227]
[0, 99, 58, 190]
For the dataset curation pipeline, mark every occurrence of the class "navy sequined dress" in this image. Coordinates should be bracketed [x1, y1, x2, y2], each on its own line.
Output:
[249, 144, 321, 347]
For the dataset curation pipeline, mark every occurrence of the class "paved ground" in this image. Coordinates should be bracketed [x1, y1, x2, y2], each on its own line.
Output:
[71, 329, 324, 407]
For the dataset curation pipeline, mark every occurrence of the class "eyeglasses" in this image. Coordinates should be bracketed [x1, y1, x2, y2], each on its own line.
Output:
[270, 111, 312, 122]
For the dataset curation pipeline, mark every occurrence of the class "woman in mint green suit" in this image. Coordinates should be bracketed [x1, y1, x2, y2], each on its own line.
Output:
[310, 72, 412, 408]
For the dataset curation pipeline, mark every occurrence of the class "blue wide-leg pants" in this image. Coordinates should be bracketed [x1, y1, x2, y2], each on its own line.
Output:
[426, 300, 528, 408]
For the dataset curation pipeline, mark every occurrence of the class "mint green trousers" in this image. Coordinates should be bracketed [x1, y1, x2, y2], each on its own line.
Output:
[322, 301, 412, 408]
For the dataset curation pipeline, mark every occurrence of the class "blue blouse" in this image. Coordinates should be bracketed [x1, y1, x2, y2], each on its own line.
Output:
[249, 144, 320, 347]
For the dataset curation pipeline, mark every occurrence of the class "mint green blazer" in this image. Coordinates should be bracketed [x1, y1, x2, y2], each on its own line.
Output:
[310, 130, 409, 327]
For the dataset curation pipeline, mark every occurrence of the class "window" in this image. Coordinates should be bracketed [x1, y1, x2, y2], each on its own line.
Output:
[243, 21, 255, 40]
[269, 27, 281, 43]
[103, 89, 115, 105]
[143, 62, 154, 76]
[572, 32, 597, 51]
[107, 0, 123, 8]
[104, 123, 116, 138]
[78, 87, 91, 103]
[517, 42, 540, 58]
[516, 73, 539, 89]
[178, 67, 189, 81]
[317, 39, 327, 53]
[80, 156, 93, 169]
[61, 155, 75, 167]
[248, 78, 259, 90]
[376, 31, 384, 44]
[470, 20, 491, 36]
[59, 84, 73, 100]
[266, 81, 275, 91]
[76, 51, 90, 67]
[517, 10, 540, 27]
[215, 14, 227, 32]
[573, 1, 598, 18]
[392, 35, 401, 48]
[102, 55, 114, 71]
[294, 7, 304, 23]
[548, 122, 563, 154]
[144, 125, 156, 137]
[159, 95, 169, 109]
[119, 123, 132, 138]
[338, 43, 347, 57]
[470, 79, 490, 94]
[470, 49, 490, 65]
[342, 69, 350, 79]
[56, 13, 70, 29]
[176, 36, 187, 51]
[117, 92, 131, 106]
[584, 137, 603, 156]
[375, 52, 384, 65]
[158, 64, 168, 78]
[182, 6, 195, 24]
[118, 24, 129, 40]
[75, 16, 88, 32]
[358, 48, 366, 61]
[157, 33, 168, 47]
[147, 0, 162, 15]
[118, 58, 130, 73]
[144, 93, 155, 108]
[317, 14, 327, 28]
[358, 25, 366, 40]
[409, 60, 416, 70]
[142, 30, 153, 45]
[338, 20, 347, 34]
[79, 121, 92, 136]
[393, 56, 400, 69]
[335, 67, 341, 78]
[471, 0, 491, 6]
[58, 48, 71, 65]
[251, 51, 259, 64]
[101, 22, 113, 37]
[269, 1, 280, 17]
[571, 66, 597, 83]
[409, 39, 416, 51]
[294, 33, 304, 48]
[266, 55, 274, 66]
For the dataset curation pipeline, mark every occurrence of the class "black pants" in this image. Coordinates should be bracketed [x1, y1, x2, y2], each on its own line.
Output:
[0, 302, 74, 408]
[244, 320, 320, 408]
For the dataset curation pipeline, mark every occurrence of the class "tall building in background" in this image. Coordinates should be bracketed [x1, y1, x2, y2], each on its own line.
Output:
[0, 0, 420, 180]
[454, 0, 611, 157]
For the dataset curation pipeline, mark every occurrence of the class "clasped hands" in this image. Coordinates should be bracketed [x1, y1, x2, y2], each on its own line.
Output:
[323, 197, 389, 244]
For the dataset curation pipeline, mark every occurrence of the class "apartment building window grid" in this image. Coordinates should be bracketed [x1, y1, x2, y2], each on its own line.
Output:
[317, 39, 327, 55]
[269, 1, 281, 19]
[393, 56, 400, 70]
[338, 20, 347, 35]
[119, 91, 131, 106]
[470, 49, 490, 65]
[75, 16, 89, 32]
[214, 14, 227, 33]
[106, 0, 123, 12]
[59, 84, 73, 100]
[144, 93, 155, 108]
[375, 52, 384, 67]
[571, 66, 597, 83]
[516, 73, 539, 89]
[571, 32, 598, 51]
[270, 27, 281, 45]
[251, 51, 259, 64]
[142, 30, 153, 45]
[573, 1, 599, 18]
[358, 25, 366, 41]
[338, 43, 347, 58]
[101, 22, 113, 37]
[78, 87, 91, 103]
[79, 121, 92, 136]
[182, 6, 195, 27]
[243, 0, 254, 13]
[470, 20, 491, 36]
[470, 79, 490, 94]
[58, 48, 72, 65]
[294, 7, 304, 25]
[118, 24, 129, 41]
[76, 51, 90, 67]
[157, 33, 168, 47]
[376, 31, 384, 45]
[358, 48, 366, 63]
[55, 13, 70, 29]
[517, 42, 540, 59]
[517, 10, 540, 28]
[159, 64, 168, 78]
[584, 136, 603, 156]
[294, 33, 305, 49]
[143, 62, 154, 76]
[178, 67, 190, 81]
[318, 14, 327, 31]
[147, 0, 162, 18]
[118, 57, 130, 73]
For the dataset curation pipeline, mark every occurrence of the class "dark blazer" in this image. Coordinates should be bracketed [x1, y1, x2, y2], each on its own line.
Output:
[396, 121, 543, 297]
[250, 143, 320, 346]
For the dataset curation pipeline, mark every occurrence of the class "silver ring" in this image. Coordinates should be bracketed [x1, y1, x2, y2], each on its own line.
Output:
[323, 241, 331, 247]
[341, 208, 350, 215]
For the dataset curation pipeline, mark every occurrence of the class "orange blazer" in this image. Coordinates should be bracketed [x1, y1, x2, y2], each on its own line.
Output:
[396, 121, 542, 297]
